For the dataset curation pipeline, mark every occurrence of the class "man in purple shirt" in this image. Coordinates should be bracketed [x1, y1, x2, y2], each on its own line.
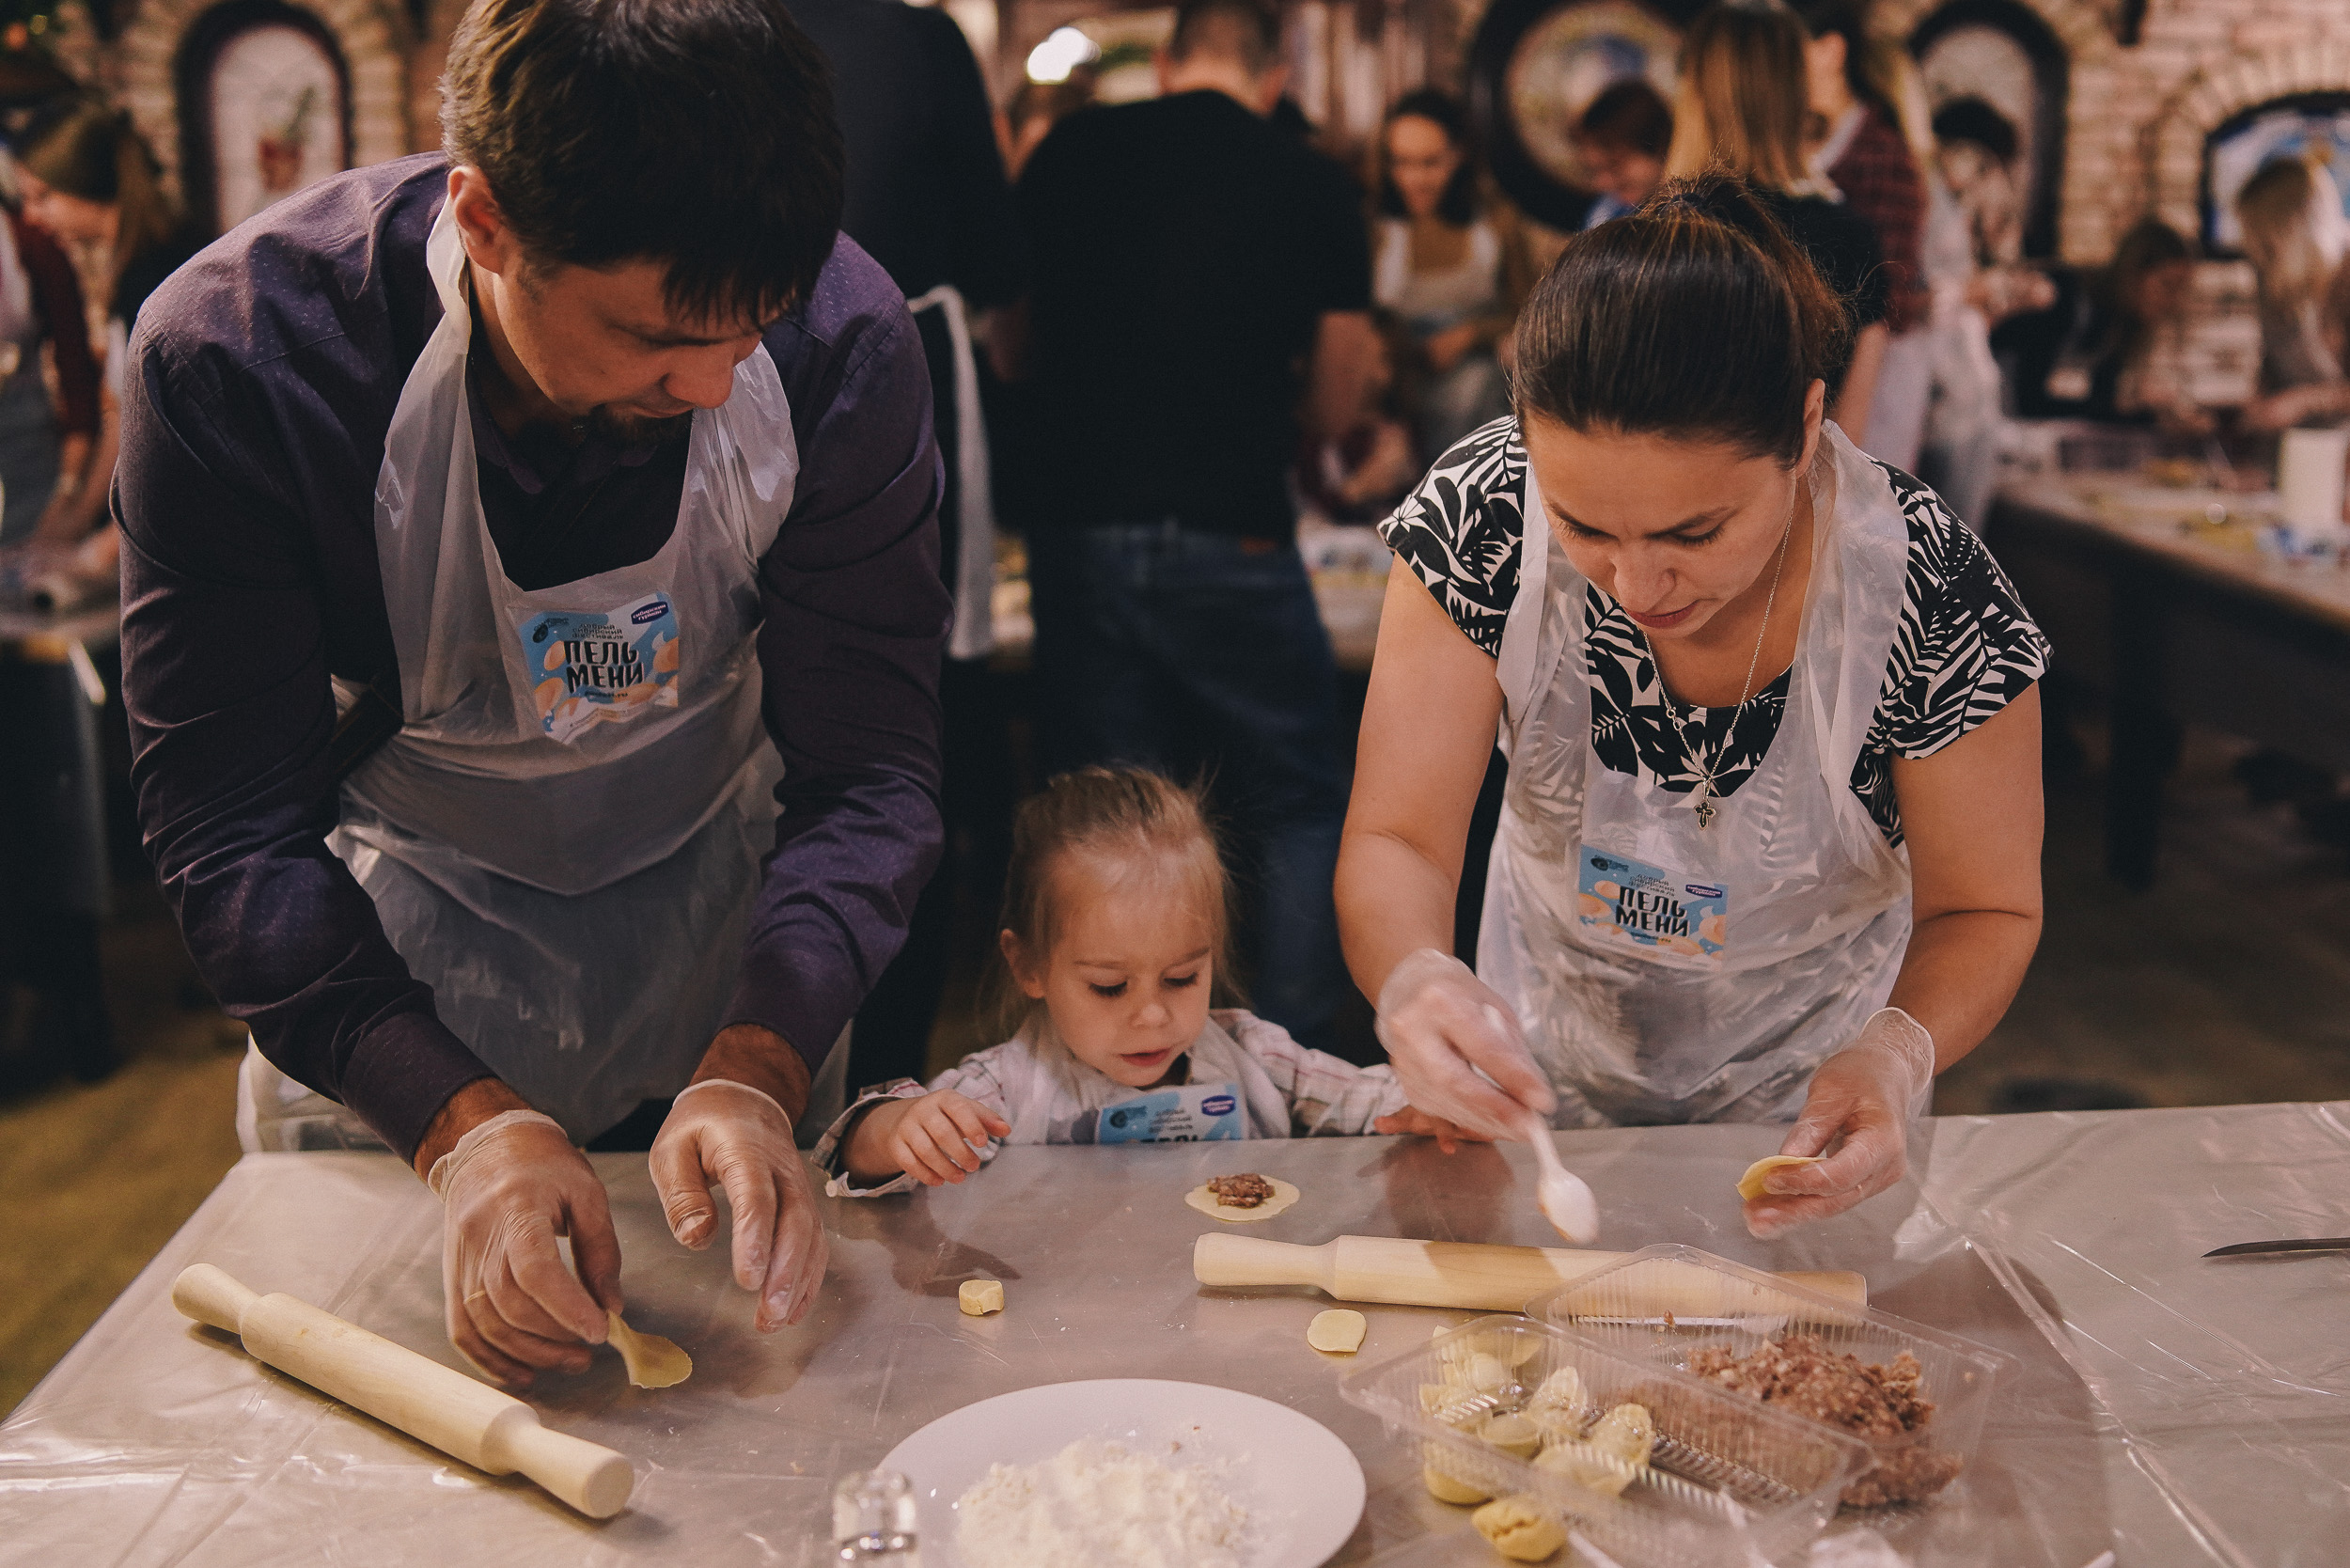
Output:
[118, 0, 946, 1385]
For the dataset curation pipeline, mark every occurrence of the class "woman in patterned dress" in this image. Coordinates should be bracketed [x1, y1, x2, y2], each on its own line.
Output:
[1337, 174, 2048, 1238]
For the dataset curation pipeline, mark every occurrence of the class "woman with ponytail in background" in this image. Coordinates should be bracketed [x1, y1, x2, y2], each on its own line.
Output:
[1341, 174, 2047, 1237]
[15, 102, 204, 571]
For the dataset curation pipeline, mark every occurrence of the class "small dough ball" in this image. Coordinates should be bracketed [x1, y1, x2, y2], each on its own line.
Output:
[958, 1278, 1005, 1316]
[1587, 1402, 1655, 1467]
[1472, 1496, 1567, 1562]
[1738, 1153, 1825, 1202]
[1480, 1412, 1541, 1458]
[1528, 1366, 1588, 1415]
[1423, 1457, 1491, 1506]
[1307, 1309, 1367, 1354]
[1467, 1352, 1512, 1393]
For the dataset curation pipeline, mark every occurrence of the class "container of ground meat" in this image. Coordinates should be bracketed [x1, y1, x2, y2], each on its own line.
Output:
[1340, 1314, 1872, 1568]
[1528, 1245, 2014, 1515]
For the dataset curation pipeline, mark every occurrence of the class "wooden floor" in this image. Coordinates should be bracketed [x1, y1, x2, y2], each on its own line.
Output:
[5, 726, 2346, 1416]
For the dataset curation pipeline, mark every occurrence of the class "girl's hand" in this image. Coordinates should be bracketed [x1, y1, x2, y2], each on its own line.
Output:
[1372, 1105, 1490, 1154]
[848, 1091, 1010, 1186]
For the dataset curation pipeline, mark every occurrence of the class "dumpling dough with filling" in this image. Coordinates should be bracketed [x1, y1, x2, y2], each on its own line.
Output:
[1184, 1175, 1302, 1222]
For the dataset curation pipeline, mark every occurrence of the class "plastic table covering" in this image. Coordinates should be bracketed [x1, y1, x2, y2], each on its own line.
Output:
[3, 1104, 2345, 1568]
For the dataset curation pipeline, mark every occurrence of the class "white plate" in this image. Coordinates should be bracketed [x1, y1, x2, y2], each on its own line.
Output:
[881, 1378, 1366, 1568]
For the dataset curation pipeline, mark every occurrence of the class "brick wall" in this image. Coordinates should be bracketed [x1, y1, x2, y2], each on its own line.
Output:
[1882, 0, 2350, 265]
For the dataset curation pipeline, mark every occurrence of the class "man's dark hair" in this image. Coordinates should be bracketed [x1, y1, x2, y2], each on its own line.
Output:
[1576, 78, 1673, 160]
[1930, 97, 2017, 165]
[442, 0, 843, 324]
[1514, 172, 1854, 462]
[1167, 0, 1282, 76]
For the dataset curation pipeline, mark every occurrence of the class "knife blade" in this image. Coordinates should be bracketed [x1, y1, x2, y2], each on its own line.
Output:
[2203, 1237, 2350, 1258]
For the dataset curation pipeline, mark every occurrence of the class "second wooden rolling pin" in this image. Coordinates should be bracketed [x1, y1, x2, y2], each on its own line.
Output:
[172, 1263, 634, 1518]
[1193, 1233, 1867, 1315]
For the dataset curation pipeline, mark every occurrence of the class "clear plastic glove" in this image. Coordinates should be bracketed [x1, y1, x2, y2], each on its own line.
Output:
[1745, 1008, 1936, 1239]
[650, 1080, 830, 1332]
[429, 1107, 621, 1388]
[1373, 948, 1556, 1142]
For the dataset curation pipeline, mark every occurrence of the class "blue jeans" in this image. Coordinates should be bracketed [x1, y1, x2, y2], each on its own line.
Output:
[1029, 523, 1350, 1052]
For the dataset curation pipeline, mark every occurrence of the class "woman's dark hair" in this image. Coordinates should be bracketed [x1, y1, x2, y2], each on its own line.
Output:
[1791, 0, 1899, 126]
[1576, 78, 1673, 160]
[441, 0, 842, 325]
[1379, 88, 1480, 227]
[2092, 216, 2194, 366]
[1512, 172, 1854, 462]
[1930, 97, 2016, 165]
[17, 100, 180, 262]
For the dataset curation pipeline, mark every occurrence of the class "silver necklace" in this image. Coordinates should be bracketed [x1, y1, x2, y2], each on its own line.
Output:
[1641, 509, 1796, 829]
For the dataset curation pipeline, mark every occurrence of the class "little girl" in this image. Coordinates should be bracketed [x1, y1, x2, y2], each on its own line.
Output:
[817, 766, 1469, 1194]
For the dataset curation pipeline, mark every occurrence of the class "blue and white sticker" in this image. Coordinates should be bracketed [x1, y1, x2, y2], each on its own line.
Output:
[1095, 1081, 1246, 1143]
[1577, 846, 1729, 963]
[513, 590, 682, 743]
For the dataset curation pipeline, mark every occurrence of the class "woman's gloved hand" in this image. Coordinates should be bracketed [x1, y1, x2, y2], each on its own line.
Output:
[1746, 1008, 1937, 1239]
[650, 1080, 830, 1333]
[1373, 948, 1556, 1142]
[430, 1107, 621, 1388]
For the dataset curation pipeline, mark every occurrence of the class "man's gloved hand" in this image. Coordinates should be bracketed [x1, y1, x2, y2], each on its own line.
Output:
[650, 1080, 830, 1332]
[430, 1107, 621, 1388]
[1373, 948, 1556, 1143]
[1745, 1007, 1937, 1239]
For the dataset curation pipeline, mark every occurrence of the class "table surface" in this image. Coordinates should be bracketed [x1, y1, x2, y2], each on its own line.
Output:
[1994, 474, 2350, 635]
[6, 1105, 2347, 1568]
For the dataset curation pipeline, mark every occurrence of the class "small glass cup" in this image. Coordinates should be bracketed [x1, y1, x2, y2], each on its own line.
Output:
[832, 1468, 919, 1562]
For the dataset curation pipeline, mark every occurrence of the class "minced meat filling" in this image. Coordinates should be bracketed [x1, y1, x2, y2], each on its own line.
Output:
[1205, 1173, 1276, 1209]
[1684, 1334, 1963, 1507]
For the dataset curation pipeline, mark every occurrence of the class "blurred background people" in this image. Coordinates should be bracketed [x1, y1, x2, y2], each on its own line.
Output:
[1001, 76, 1095, 180]
[2003, 215, 2208, 433]
[1372, 88, 1536, 460]
[1009, 0, 1377, 1053]
[1931, 98, 2056, 321]
[1572, 77, 1672, 228]
[0, 117, 100, 549]
[11, 102, 196, 584]
[2232, 155, 2350, 432]
[1666, 0, 1889, 435]
[785, 0, 1026, 1092]
[1296, 315, 1418, 525]
[1796, 0, 1931, 470]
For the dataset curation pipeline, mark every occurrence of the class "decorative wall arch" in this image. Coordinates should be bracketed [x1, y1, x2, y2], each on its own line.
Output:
[2149, 41, 2350, 243]
[117, 0, 411, 218]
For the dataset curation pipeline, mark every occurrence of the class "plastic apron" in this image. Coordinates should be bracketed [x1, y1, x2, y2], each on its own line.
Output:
[1479, 424, 1914, 1127]
[243, 199, 802, 1148]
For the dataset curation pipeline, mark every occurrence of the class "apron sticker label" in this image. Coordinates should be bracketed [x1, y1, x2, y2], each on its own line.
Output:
[514, 591, 682, 743]
[1577, 847, 1729, 963]
[1093, 1081, 1246, 1144]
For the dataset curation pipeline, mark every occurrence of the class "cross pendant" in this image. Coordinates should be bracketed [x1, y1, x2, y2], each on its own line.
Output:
[1694, 794, 1716, 829]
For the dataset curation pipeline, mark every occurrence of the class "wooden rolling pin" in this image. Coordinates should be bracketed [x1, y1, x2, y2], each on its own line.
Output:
[172, 1263, 634, 1518]
[1193, 1234, 1867, 1316]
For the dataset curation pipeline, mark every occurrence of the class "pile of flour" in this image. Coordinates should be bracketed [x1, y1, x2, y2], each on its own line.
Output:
[955, 1437, 1249, 1568]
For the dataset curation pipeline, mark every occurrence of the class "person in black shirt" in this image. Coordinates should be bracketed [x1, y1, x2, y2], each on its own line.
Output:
[1010, 0, 1377, 1053]
[784, 0, 1026, 1091]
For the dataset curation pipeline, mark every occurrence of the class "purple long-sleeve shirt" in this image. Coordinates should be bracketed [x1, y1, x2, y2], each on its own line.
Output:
[117, 156, 949, 1161]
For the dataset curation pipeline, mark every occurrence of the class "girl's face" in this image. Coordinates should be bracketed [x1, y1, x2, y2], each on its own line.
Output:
[1521, 392, 1821, 642]
[1006, 848, 1216, 1088]
[1386, 115, 1463, 222]
[16, 171, 113, 246]
[2129, 260, 2193, 323]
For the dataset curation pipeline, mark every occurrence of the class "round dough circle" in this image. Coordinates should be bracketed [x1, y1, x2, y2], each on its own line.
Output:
[1184, 1176, 1302, 1223]
[1307, 1308, 1367, 1354]
[1737, 1154, 1825, 1202]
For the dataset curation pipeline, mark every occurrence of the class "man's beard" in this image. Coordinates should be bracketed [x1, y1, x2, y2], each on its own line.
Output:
[587, 404, 694, 447]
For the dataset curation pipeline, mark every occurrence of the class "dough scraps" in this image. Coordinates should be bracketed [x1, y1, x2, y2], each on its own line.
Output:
[1183, 1175, 1302, 1223]
[960, 1278, 1006, 1316]
[1306, 1309, 1366, 1354]
[1737, 1154, 1825, 1202]
[605, 1310, 691, 1388]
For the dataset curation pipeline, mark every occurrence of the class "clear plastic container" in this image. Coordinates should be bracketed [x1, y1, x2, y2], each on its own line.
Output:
[1528, 1245, 2014, 1514]
[1339, 1314, 1872, 1568]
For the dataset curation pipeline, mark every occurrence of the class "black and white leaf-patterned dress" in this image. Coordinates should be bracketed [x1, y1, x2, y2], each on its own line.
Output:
[1379, 418, 2050, 845]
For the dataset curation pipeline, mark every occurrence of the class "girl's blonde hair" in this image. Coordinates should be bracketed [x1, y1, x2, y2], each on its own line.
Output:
[982, 766, 1236, 1038]
[1664, 0, 1813, 192]
[2236, 155, 2341, 311]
